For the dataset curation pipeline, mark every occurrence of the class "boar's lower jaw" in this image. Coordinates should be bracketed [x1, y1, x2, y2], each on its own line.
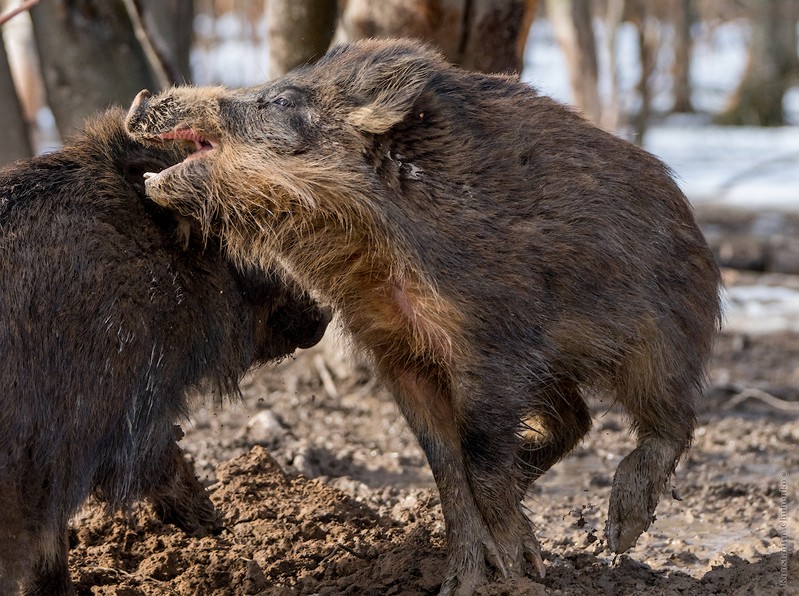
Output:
[143, 145, 217, 187]
[142, 162, 181, 187]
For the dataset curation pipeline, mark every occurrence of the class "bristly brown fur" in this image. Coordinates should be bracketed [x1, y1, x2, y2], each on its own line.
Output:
[126, 38, 722, 596]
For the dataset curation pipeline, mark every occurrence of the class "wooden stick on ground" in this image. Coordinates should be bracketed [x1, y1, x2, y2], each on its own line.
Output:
[724, 384, 799, 413]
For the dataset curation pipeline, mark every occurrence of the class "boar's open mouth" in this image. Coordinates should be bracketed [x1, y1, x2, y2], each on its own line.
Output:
[143, 128, 219, 183]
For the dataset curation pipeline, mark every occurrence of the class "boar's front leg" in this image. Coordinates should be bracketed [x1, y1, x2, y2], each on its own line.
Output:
[389, 365, 544, 596]
[455, 375, 547, 585]
[145, 427, 221, 536]
[25, 521, 73, 596]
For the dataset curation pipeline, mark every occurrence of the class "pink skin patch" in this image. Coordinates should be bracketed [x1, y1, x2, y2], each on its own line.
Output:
[159, 129, 218, 161]
[143, 129, 219, 183]
[391, 281, 416, 323]
[390, 279, 455, 369]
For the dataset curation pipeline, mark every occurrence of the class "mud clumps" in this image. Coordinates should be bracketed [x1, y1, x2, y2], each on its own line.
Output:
[69, 446, 446, 596]
[67, 441, 798, 595]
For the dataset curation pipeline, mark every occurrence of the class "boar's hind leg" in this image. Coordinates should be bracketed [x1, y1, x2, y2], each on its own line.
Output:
[605, 382, 696, 553]
[145, 431, 221, 536]
[25, 522, 73, 596]
[516, 382, 592, 491]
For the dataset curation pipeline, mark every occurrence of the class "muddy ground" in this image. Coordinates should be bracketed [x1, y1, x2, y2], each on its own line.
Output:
[69, 209, 798, 595]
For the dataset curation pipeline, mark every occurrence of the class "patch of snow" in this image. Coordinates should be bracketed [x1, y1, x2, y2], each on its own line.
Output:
[723, 285, 799, 334]
[522, 19, 572, 104]
[522, 18, 799, 212]
[689, 19, 750, 114]
[522, 18, 752, 122]
[644, 125, 799, 211]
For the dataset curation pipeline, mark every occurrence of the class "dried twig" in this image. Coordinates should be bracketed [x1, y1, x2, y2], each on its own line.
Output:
[0, 0, 40, 27]
[90, 566, 165, 584]
[337, 541, 368, 559]
[121, 0, 179, 88]
[723, 384, 799, 413]
[314, 354, 339, 400]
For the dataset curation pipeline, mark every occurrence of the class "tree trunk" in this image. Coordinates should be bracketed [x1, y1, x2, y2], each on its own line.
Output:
[30, 0, 160, 138]
[717, 0, 799, 126]
[129, 0, 195, 85]
[332, 0, 464, 60]
[333, 0, 537, 74]
[267, 0, 337, 79]
[671, 0, 693, 113]
[0, 28, 32, 164]
[599, 0, 625, 131]
[148, 0, 194, 83]
[547, 0, 601, 123]
[458, 0, 537, 74]
[625, 0, 660, 143]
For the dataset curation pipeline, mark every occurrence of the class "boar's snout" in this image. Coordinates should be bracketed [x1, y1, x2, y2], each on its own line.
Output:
[265, 303, 332, 358]
[298, 305, 333, 349]
[126, 89, 153, 132]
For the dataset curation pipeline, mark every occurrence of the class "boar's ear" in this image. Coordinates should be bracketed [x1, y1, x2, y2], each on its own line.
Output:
[346, 54, 434, 134]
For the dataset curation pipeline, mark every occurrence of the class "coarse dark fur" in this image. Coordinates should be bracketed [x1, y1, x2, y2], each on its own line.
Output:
[126, 39, 723, 596]
[0, 110, 329, 595]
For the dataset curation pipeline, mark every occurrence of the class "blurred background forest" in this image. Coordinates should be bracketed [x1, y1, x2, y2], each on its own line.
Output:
[1, 4, 798, 592]
[1, 0, 797, 157]
[2, 0, 799, 270]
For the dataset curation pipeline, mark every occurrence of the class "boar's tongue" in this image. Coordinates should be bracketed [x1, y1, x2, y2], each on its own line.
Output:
[160, 129, 216, 156]
[143, 130, 217, 182]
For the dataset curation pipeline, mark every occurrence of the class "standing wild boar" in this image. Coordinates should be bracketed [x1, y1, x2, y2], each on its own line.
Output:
[0, 109, 329, 595]
[126, 39, 722, 595]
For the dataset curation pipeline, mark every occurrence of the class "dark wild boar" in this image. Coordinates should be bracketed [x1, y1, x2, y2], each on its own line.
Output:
[126, 39, 722, 595]
[0, 110, 329, 595]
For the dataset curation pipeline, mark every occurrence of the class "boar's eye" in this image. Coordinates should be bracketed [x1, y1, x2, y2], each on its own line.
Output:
[257, 87, 305, 110]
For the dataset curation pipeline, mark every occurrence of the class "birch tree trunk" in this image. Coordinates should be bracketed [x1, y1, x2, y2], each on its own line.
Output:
[0, 27, 32, 164]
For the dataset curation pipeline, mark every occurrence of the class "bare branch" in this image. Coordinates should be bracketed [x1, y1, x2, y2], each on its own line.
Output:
[0, 0, 40, 27]
[121, 0, 178, 88]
